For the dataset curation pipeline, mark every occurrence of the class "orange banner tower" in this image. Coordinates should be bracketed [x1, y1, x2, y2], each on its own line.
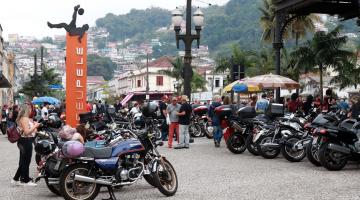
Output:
[65, 33, 87, 127]
[47, 4, 89, 127]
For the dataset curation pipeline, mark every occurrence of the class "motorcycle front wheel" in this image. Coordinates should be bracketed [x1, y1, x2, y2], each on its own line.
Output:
[204, 123, 214, 139]
[257, 134, 281, 159]
[306, 137, 322, 166]
[245, 134, 260, 156]
[281, 136, 306, 162]
[190, 123, 203, 137]
[45, 178, 61, 196]
[153, 158, 178, 196]
[59, 163, 100, 200]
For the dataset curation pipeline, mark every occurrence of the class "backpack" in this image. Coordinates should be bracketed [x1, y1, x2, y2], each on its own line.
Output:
[7, 123, 21, 143]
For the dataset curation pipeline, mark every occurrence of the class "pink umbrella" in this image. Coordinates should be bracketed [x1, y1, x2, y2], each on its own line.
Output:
[244, 73, 300, 89]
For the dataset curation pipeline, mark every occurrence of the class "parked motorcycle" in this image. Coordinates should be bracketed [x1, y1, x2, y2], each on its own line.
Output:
[317, 119, 360, 171]
[59, 102, 178, 200]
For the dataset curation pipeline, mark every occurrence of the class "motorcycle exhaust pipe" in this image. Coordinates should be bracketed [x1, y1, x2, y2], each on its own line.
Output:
[328, 143, 351, 155]
[74, 174, 112, 186]
[47, 178, 60, 185]
[261, 143, 280, 149]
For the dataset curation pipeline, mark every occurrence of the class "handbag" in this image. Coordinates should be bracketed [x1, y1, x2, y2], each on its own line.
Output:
[7, 124, 21, 143]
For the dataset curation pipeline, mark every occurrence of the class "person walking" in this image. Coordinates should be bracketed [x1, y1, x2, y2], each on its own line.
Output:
[167, 97, 181, 148]
[12, 103, 40, 186]
[208, 95, 223, 147]
[159, 95, 169, 141]
[175, 95, 192, 149]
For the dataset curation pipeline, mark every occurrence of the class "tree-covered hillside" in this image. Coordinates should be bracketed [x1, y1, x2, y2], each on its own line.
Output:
[96, 0, 263, 56]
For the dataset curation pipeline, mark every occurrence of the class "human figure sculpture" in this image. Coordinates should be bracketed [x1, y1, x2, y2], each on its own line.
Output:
[47, 5, 89, 43]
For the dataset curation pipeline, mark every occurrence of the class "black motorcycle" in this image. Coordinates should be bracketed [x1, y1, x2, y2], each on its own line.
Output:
[317, 119, 360, 171]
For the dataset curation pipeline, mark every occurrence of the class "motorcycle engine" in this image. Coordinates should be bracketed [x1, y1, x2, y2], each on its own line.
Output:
[115, 154, 144, 182]
[45, 156, 66, 177]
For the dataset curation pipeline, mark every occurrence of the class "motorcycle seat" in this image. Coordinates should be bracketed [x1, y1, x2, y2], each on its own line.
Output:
[82, 146, 113, 159]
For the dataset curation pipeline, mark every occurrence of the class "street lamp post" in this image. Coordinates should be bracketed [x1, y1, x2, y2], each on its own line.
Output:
[172, 1, 204, 100]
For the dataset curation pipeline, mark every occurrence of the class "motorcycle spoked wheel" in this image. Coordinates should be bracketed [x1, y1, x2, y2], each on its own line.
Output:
[318, 141, 348, 171]
[154, 127, 162, 141]
[245, 134, 260, 156]
[226, 133, 246, 154]
[153, 158, 178, 196]
[60, 163, 100, 200]
[281, 135, 306, 162]
[190, 124, 203, 137]
[257, 134, 281, 159]
[45, 178, 61, 196]
[306, 137, 322, 167]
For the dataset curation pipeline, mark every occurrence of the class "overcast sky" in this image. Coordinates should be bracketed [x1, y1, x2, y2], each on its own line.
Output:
[0, 0, 229, 40]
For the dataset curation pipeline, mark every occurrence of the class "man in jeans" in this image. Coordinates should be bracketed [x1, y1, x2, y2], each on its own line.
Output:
[159, 96, 169, 141]
[208, 95, 222, 147]
[175, 95, 192, 149]
[166, 97, 181, 148]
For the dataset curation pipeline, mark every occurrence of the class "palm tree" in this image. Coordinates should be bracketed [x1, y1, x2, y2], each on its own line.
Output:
[259, 0, 321, 43]
[159, 57, 207, 94]
[215, 45, 257, 83]
[290, 26, 352, 101]
[331, 49, 360, 89]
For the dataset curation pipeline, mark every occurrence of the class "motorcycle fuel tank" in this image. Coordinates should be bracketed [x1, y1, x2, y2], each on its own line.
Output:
[111, 139, 145, 157]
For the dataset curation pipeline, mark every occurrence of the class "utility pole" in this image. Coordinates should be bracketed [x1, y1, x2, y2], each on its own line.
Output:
[40, 46, 44, 70]
[146, 52, 150, 102]
[34, 53, 38, 97]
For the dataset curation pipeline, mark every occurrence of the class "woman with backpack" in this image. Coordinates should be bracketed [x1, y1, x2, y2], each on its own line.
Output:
[12, 102, 40, 186]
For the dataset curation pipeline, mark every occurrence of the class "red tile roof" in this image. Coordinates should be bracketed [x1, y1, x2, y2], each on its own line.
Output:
[148, 56, 174, 68]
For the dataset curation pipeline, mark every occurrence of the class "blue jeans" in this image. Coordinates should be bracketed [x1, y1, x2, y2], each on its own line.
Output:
[214, 125, 222, 143]
[161, 119, 168, 141]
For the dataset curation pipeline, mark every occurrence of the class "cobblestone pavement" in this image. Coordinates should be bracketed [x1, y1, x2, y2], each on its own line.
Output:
[1, 135, 360, 200]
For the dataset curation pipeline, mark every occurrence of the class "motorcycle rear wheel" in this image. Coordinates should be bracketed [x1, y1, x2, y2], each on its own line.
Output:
[153, 158, 178, 196]
[226, 133, 246, 154]
[59, 163, 100, 200]
[318, 141, 348, 171]
[281, 136, 306, 162]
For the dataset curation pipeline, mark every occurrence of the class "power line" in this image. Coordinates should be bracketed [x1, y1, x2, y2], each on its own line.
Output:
[194, 0, 212, 6]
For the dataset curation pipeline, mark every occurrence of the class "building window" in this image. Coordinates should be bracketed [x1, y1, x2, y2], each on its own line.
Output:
[215, 79, 220, 88]
[137, 80, 141, 87]
[156, 76, 163, 86]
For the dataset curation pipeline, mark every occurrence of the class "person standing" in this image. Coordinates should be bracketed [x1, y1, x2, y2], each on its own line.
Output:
[159, 95, 169, 141]
[86, 101, 92, 112]
[166, 97, 181, 148]
[255, 93, 270, 113]
[208, 95, 223, 147]
[175, 95, 192, 149]
[12, 103, 40, 186]
[41, 102, 50, 120]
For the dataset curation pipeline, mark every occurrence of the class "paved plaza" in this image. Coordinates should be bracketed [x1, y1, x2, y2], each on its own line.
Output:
[1, 136, 360, 200]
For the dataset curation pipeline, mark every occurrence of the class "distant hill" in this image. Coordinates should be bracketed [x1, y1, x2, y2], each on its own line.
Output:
[95, 0, 264, 57]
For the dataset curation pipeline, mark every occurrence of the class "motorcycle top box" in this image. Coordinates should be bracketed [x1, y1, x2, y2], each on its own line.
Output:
[215, 105, 233, 119]
[193, 105, 208, 116]
[79, 112, 94, 124]
[237, 106, 256, 119]
[266, 103, 284, 118]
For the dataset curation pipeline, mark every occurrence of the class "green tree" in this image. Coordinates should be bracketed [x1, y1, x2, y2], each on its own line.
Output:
[159, 57, 207, 94]
[290, 26, 352, 101]
[215, 45, 257, 83]
[19, 67, 61, 98]
[87, 54, 117, 80]
[330, 49, 360, 89]
[259, 0, 320, 43]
